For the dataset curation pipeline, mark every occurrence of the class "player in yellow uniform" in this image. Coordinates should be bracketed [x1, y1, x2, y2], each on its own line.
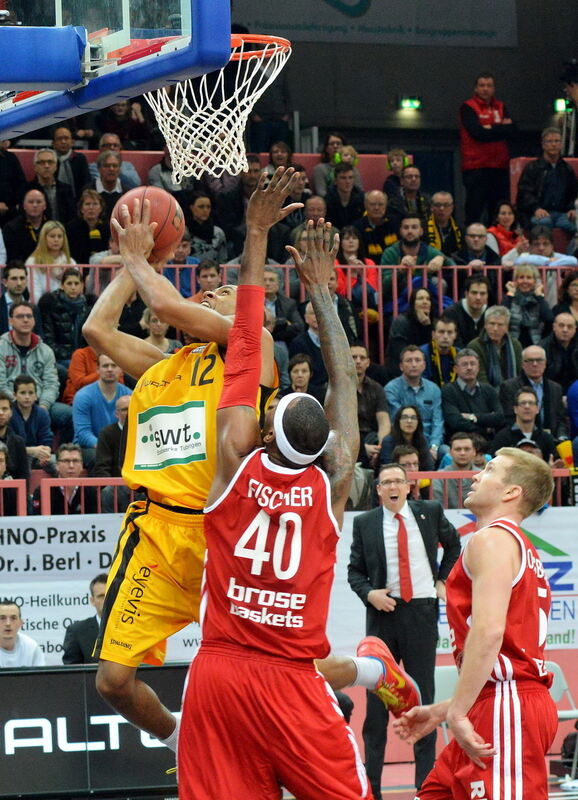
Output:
[82, 169, 302, 749]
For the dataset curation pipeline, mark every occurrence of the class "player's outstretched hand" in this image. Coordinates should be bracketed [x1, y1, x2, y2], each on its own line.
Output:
[447, 713, 496, 769]
[110, 198, 157, 261]
[286, 218, 339, 290]
[246, 167, 304, 232]
[392, 703, 446, 745]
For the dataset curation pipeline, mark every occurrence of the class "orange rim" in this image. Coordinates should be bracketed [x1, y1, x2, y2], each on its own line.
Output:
[229, 33, 291, 60]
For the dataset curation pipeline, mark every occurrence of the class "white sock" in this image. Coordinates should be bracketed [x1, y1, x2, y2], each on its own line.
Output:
[159, 713, 181, 752]
[349, 656, 385, 690]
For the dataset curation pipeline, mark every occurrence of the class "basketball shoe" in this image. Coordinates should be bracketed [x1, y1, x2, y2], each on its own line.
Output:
[356, 636, 421, 717]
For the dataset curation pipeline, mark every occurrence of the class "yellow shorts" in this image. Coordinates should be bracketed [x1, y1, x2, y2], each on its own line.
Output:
[95, 499, 205, 668]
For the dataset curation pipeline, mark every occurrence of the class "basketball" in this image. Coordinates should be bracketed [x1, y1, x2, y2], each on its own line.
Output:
[110, 186, 185, 262]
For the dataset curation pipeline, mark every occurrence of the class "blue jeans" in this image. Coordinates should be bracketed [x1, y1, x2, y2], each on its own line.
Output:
[530, 211, 576, 235]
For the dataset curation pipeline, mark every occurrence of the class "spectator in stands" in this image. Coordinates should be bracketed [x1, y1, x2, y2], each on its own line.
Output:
[312, 132, 362, 197]
[489, 387, 556, 461]
[516, 126, 577, 235]
[62, 345, 99, 405]
[3, 189, 48, 263]
[0, 600, 45, 668]
[441, 348, 504, 441]
[334, 225, 378, 311]
[26, 221, 76, 301]
[386, 287, 436, 371]
[385, 345, 444, 461]
[0, 263, 43, 335]
[89, 133, 141, 188]
[163, 230, 199, 298]
[289, 196, 328, 251]
[391, 444, 424, 499]
[467, 305, 522, 387]
[140, 307, 182, 355]
[38, 267, 94, 367]
[380, 215, 453, 307]
[264, 141, 293, 176]
[288, 302, 327, 391]
[32, 442, 97, 514]
[453, 223, 501, 272]
[425, 192, 463, 258]
[62, 574, 108, 664]
[94, 394, 134, 513]
[0, 140, 26, 225]
[433, 433, 478, 509]
[281, 164, 311, 230]
[325, 162, 365, 229]
[421, 315, 458, 386]
[552, 270, 578, 323]
[94, 99, 151, 149]
[0, 390, 28, 481]
[148, 145, 198, 203]
[387, 165, 431, 226]
[541, 312, 578, 394]
[189, 260, 221, 304]
[51, 126, 91, 200]
[0, 440, 19, 515]
[382, 148, 409, 202]
[87, 150, 133, 225]
[65, 189, 109, 265]
[10, 375, 53, 471]
[351, 342, 390, 468]
[499, 345, 569, 442]
[502, 264, 553, 348]
[73, 353, 131, 470]
[445, 275, 490, 347]
[486, 201, 525, 256]
[25, 147, 76, 225]
[279, 352, 325, 404]
[327, 267, 360, 344]
[459, 72, 516, 224]
[353, 190, 399, 262]
[0, 301, 72, 442]
[262, 266, 304, 346]
[379, 405, 434, 470]
[185, 191, 227, 264]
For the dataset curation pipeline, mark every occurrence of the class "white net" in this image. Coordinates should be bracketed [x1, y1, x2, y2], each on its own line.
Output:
[146, 35, 291, 181]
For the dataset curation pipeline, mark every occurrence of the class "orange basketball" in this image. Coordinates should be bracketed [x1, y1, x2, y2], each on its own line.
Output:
[111, 186, 185, 262]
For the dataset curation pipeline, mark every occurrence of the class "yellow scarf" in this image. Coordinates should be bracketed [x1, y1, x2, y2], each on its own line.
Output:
[430, 338, 457, 386]
[426, 215, 462, 253]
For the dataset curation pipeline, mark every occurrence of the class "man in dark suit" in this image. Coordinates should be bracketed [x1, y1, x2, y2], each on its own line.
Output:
[52, 126, 92, 200]
[442, 348, 504, 441]
[348, 462, 460, 799]
[25, 148, 76, 224]
[500, 344, 569, 442]
[62, 573, 107, 663]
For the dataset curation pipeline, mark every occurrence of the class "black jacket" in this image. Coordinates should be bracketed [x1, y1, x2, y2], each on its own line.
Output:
[94, 421, 124, 478]
[38, 289, 95, 362]
[65, 217, 109, 264]
[3, 214, 46, 262]
[540, 333, 578, 394]
[444, 301, 486, 348]
[24, 178, 76, 225]
[0, 293, 43, 337]
[0, 428, 29, 481]
[499, 374, 569, 441]
[441, 380, 504, 440]
[348, 500, 460, 631]
[57, 151, 92, 200]
[270, 293, 304, 344]
[516, 156, 578, 222]
[62, 616, 99, 664]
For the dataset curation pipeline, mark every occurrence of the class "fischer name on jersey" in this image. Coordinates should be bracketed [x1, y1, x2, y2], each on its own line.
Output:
[202, 448, 340, 659]
[446, 517, 552, 687]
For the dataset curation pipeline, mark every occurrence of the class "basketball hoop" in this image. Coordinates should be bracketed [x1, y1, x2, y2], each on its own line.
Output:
[145, 34, 292, 181]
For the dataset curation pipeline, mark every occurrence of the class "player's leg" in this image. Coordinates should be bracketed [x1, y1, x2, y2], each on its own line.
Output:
[96, 660, 177, 741]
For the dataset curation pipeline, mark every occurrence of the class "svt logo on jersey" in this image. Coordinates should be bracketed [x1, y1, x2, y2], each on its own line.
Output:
[134, 401, 207, 470]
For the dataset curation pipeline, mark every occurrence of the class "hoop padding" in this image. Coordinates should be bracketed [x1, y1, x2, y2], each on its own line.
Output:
[145, 35, 291, 181]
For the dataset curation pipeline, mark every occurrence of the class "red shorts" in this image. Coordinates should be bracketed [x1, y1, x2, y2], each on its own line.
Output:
[178, 643, 368, 800]
[418, 682, 557, 800]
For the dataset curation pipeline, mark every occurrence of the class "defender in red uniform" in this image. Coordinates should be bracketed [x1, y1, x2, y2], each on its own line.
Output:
[393, 447, 557, 800]
[179, 212, 368, 800]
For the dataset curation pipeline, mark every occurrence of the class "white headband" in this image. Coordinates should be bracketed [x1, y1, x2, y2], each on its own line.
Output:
[273, 392, 329, 466]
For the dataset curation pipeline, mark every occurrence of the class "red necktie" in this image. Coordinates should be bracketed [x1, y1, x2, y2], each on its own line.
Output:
[395, 513, 413, 602]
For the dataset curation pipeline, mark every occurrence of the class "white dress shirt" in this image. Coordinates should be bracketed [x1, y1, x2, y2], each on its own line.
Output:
[382, 501, 436, 599]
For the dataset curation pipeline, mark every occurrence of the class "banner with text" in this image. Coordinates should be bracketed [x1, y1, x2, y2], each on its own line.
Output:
[235, 0, 517, 48]
[0, 508, 575, 665]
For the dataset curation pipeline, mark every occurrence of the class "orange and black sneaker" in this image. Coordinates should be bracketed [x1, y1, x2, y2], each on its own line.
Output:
[356, 635, 421, 717]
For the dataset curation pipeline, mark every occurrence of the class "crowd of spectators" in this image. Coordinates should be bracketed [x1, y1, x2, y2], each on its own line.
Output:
[1, 69, 578, 516]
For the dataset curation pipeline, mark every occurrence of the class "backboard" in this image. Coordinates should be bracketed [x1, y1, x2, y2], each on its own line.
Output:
[0, 0, 231, 139]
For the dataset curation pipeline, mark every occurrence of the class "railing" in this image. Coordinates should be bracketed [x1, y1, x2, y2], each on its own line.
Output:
[25, 261, 573, 364]
[38, 477, 138, 515]
[0, 479, 29, 516]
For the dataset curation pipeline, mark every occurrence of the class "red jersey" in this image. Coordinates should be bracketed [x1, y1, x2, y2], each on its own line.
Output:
[446, 518, 552, 687]
[201, 448, 339, 660]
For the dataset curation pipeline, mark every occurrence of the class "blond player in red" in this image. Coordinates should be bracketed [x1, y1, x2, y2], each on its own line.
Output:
[393, 447, 557, 800]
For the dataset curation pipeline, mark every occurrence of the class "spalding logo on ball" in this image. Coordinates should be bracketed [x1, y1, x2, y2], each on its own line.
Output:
[111, 186, 185, 262]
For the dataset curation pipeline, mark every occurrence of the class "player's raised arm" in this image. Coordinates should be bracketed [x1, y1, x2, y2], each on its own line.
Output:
[286, 220, 359, 523]
[206, 168, 303, 505]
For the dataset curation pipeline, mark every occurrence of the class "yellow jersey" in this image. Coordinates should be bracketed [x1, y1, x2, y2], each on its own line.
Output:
[123, 342, 276, 509]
